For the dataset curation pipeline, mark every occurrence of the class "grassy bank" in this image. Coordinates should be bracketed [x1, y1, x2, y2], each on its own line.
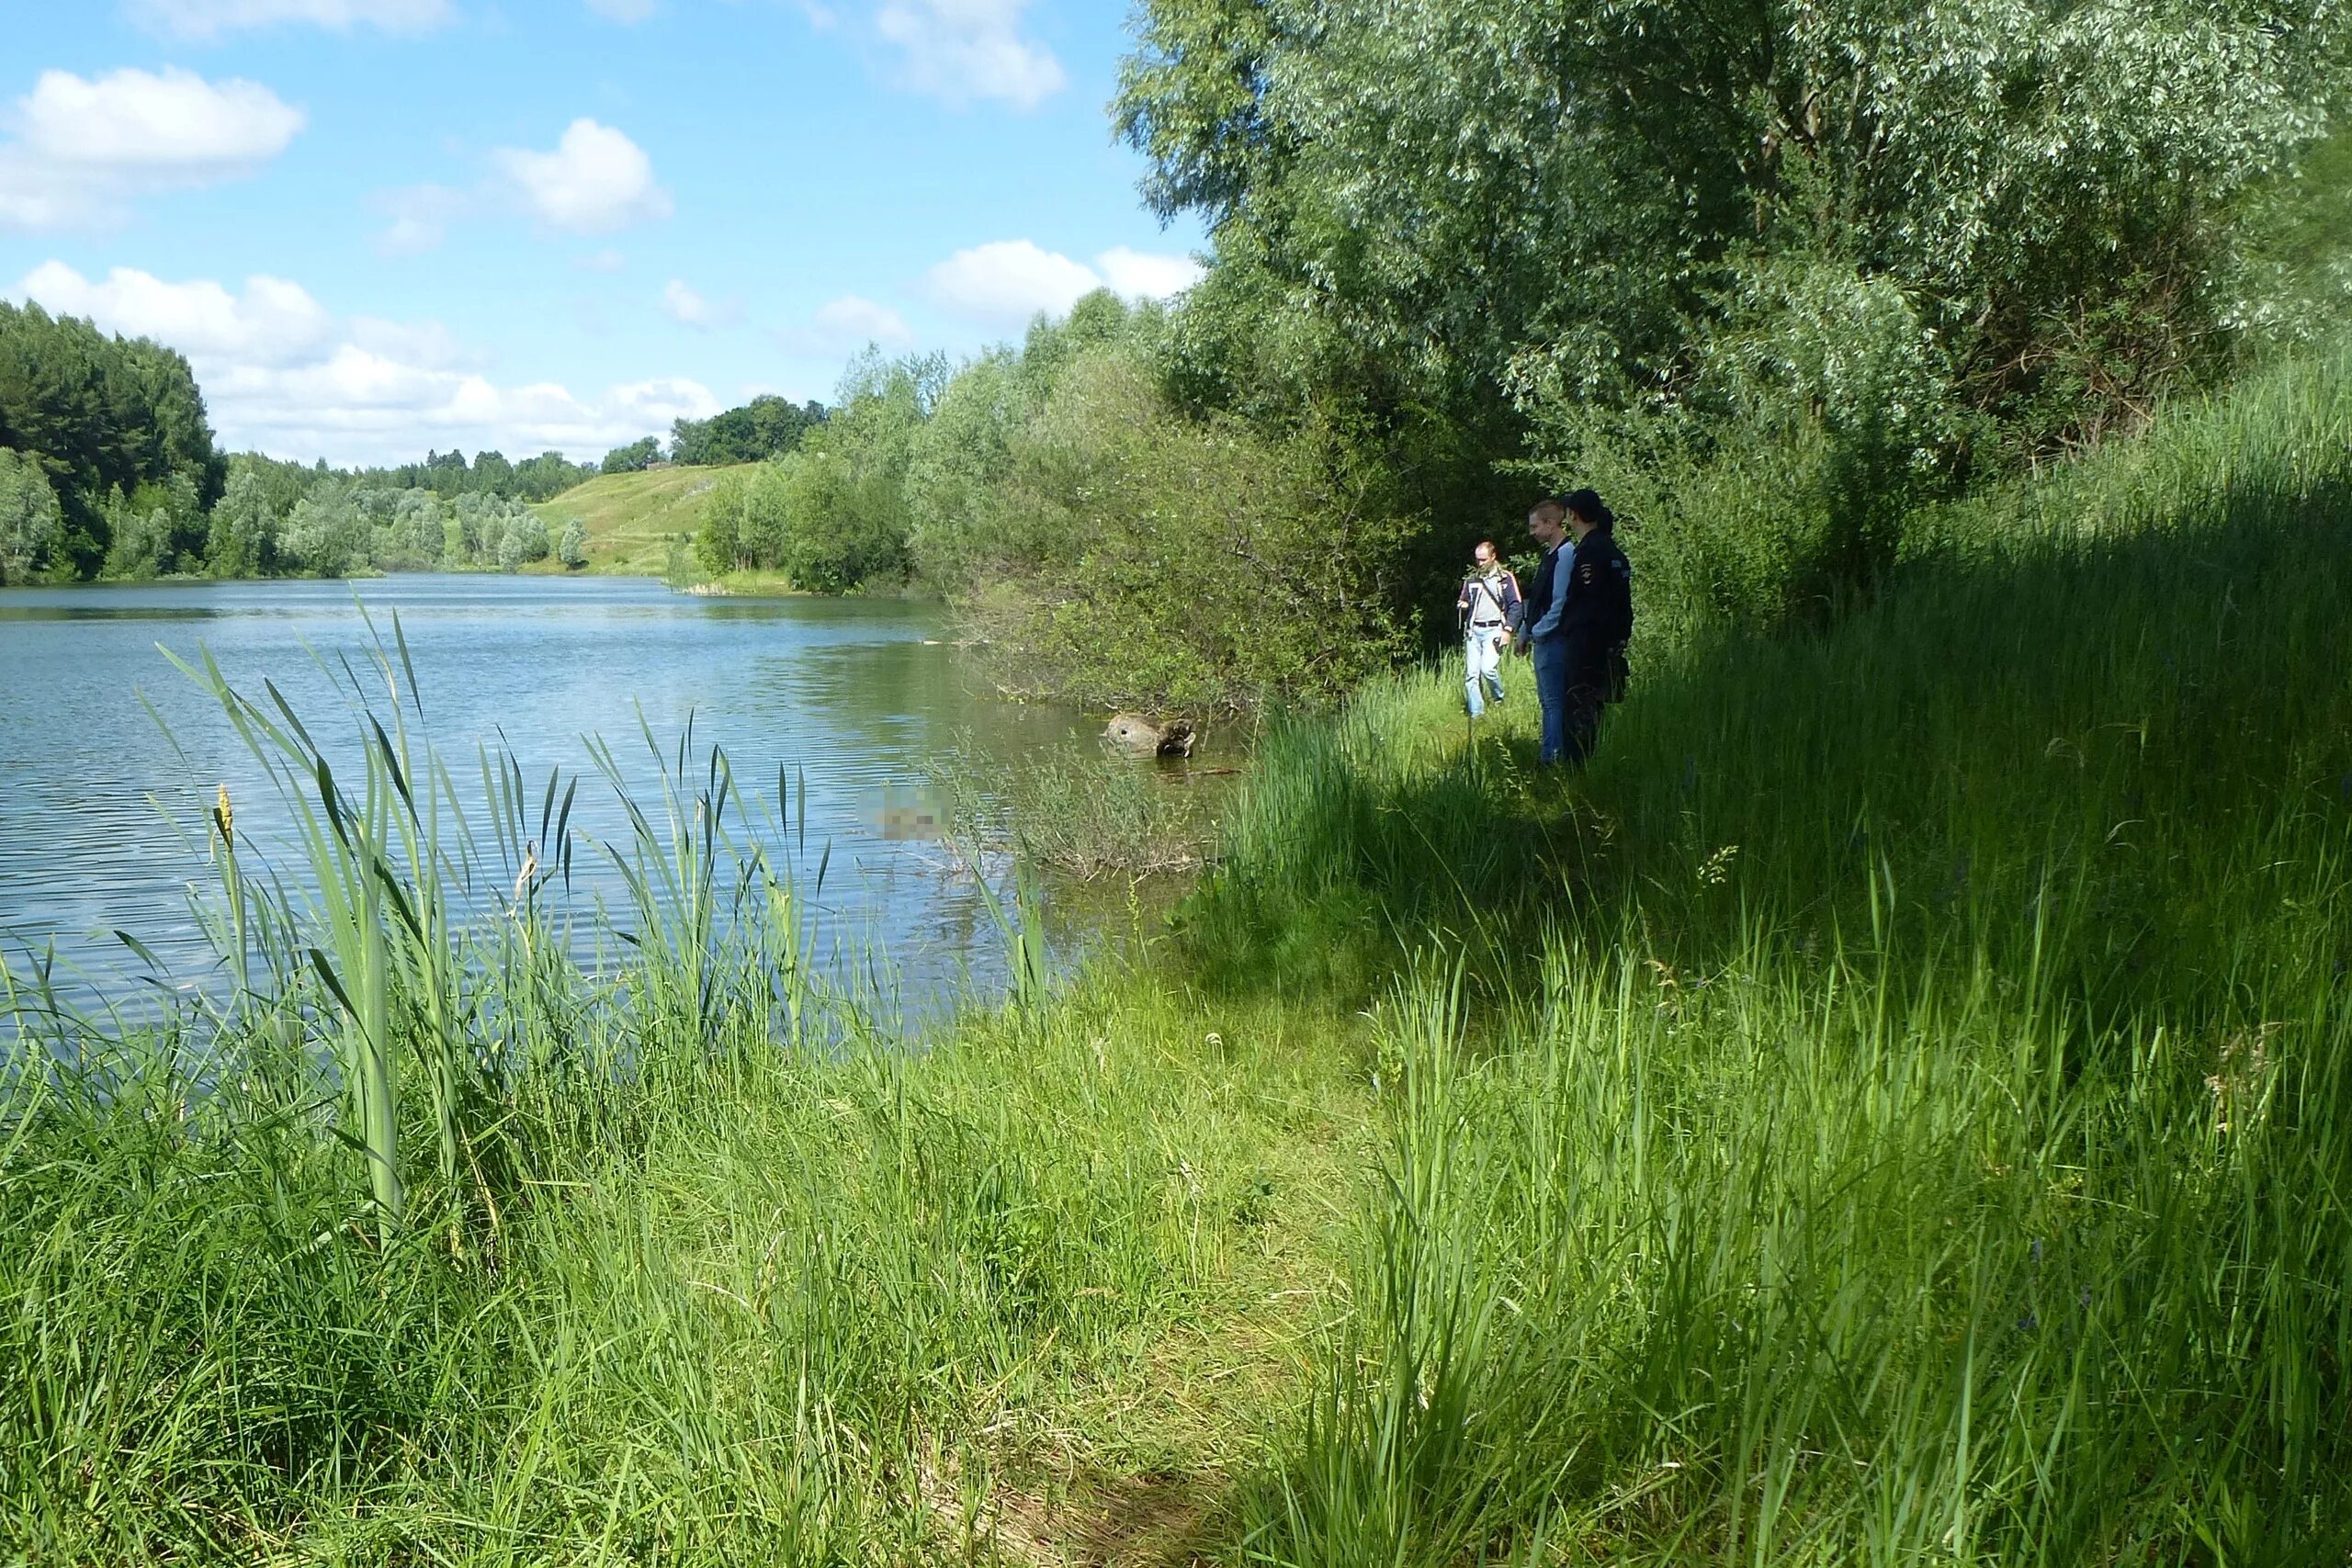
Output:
[1190, 343, 2352, 1561]
[528, 465, 742, 576]
[6, 342, 2352, 1563]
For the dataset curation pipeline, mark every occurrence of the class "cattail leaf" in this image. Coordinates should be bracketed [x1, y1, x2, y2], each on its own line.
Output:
[308, 946, 356, 1020]
[369, 715, 415, 818]
[391, 611, 424, 720]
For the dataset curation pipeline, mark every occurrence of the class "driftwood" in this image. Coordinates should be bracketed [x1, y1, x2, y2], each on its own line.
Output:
[1103, 713, 1198, 758]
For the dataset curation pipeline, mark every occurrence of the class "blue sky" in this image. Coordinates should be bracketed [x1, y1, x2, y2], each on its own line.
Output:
[0, 0, 1205, 466]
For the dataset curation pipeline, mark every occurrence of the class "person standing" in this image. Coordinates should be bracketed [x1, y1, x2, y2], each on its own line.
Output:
[1456, 538, 1522, 717]
[1554, 489, 1634, 767]
[1520, 497, 1573, 762]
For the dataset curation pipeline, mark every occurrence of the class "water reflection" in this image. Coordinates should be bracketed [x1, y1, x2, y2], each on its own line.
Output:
[0, 576, 1089, 1011]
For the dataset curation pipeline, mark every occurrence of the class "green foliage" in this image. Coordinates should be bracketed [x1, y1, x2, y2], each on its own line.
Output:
[557, 515, 588, 570]
[0, 446, 64, 584]
[492, 508, 549, 571]
[98, 474, 202, 581]
[669, 393, 826, 466]
[279, 479, 366, 577]
[689, 354, 938, 591]
[958, 348, 1417, 711]
[601, 435, 662, 475]
[1117, 0, 2352, 618]
[202, 467, 277, 579]
[0, 300, 218, 575]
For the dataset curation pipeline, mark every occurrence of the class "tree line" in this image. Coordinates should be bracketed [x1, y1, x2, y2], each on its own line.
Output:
[10, 2, 2345, 705]
[0, 300, 824, 583]
[674, 0, 2347, 711]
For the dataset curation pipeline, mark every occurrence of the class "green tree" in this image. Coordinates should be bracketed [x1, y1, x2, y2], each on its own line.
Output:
[496, 511, 549, 571]
[204, 466, 279, 578]
[601, 436, 661, 474]
[956, 345, 1416, 710]
[281, 481, 366, 577]
[558, 515, 588, 570]
[0, 301, 218, 576]
[0, 446, 64, 584]
[694, 470, 745, 577]
[1116, 0, 2352, 617]
[671, 395, 828, 466]
[511, 450, 592, 502]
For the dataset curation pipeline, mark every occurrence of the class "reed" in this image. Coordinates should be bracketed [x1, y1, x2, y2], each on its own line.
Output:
[3, 339, 2348, 1562]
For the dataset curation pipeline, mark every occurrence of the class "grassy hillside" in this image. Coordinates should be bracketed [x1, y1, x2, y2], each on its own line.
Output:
[6, 343, 2351, 1562]
[527, 463, 741, 575]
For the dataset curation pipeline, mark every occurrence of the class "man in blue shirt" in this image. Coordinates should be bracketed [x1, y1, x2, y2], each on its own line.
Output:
[1519, 497, 1574, 761]
[1521, 490, 1634, 766]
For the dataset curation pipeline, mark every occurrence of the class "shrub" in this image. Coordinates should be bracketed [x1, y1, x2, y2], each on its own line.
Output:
[952, 350, 1419, 713]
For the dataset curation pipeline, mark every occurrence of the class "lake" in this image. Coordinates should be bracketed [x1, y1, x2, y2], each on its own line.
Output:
[0, 576, 1091, 1016]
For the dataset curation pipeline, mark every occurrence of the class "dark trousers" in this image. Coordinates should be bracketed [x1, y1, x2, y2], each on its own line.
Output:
[1533, 635, 1607, 767]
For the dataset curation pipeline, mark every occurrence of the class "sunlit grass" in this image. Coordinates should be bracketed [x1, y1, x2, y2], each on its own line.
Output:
[5, 341, 2350, 1562]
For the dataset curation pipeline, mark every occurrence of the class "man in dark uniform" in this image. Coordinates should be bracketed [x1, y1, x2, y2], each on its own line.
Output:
[1554, 489, 1634, 766]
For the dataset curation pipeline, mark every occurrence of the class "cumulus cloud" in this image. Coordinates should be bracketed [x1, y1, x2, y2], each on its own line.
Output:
[870, 0, 1064, 109]
[374, 122, 668, 253]
[0, 67, 305, 231]
[661, 278, 742, 330]
[923, 240, 1202, 325]
[17, 261, 333, 367]
[13, 261, 715, 466]
[1095, 245, 1205, 299]
[777, 294, 916, 355]
[125, 0, 452, 38]
[492, 118, 671, 235]
[923, 240, 1101, 324]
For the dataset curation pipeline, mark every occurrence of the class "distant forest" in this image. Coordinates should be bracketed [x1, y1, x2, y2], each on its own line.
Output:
[0, 297, 824, 584]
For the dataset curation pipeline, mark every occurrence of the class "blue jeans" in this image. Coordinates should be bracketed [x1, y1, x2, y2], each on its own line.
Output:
[1464, 624, 1507, 715]
[1532, 636, 1569, 761]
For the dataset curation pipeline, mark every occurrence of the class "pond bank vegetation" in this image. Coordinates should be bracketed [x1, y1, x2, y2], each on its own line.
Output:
[7, 329, 2352, 1563]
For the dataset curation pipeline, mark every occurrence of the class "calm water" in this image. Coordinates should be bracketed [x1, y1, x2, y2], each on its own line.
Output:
[0, 576, 1087, 1013]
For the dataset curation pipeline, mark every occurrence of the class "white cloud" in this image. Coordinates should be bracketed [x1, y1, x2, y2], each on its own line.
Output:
[661, 278, 742, 330]
[575, 247, 628, 273]
[870, 0, 1064, 109]
[1095, 245, 1204, 299]
[492, 118, 670, 235]
[0, 68, 305, 231]
[817, 294, 915, 348]
[923, 239, 1101, 325]
[125, 0, 452, 38]
[584, 0, 658, 18]
[12, 260, 713, 466]
[17, 261, 333, 367]
[779, 294, 915, 355]
[348, 315, 487, 371]
[922, 240, 1202, 326]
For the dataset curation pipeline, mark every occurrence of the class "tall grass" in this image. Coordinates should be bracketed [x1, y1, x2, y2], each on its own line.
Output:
[4, 340, 2348, 1562]
[1219, 344, 2352, 1562]
[0, 639, 1367, 1562]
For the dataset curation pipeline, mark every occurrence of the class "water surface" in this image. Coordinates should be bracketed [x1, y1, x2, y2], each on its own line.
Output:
[0, 576, 1083, 1012]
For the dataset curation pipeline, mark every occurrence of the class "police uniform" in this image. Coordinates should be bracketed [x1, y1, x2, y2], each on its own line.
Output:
[1555, 528, 1634, 765]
